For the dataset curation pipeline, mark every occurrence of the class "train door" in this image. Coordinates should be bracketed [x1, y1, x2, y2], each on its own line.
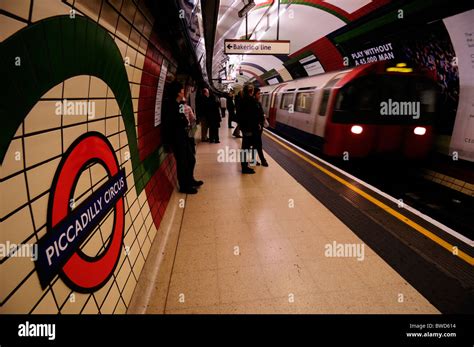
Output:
[268, 85, 285, 128]
[314, 76, 342, 138]
[261, 93, 270, 115]
[293, 87, 317, 133]
[278, 90, 296, 127]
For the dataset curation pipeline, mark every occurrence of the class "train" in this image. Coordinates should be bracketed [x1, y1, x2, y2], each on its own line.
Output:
[259, 61, 439, 158]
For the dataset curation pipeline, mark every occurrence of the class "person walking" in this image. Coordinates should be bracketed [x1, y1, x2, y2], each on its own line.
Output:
[253, 88, 268, 167]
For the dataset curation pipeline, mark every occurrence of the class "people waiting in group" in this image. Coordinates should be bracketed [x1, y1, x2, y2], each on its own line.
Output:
[196, 88, 221, 143]
[253, 88, 268, 167]
[163, 81, 203, 194]
[165, 82, 268, 185]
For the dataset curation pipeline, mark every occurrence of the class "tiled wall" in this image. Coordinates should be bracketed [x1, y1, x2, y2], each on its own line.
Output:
[1, 0, 178, 313]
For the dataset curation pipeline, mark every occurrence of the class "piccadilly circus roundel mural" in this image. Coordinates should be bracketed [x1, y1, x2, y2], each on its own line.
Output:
[1, 13, 176, 309]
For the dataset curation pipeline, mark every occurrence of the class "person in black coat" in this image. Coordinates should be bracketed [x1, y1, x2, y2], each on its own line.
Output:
[205, 91, 222, 143]
[239, 85, 260, 174]
[163, 81, 202, 194]
[253, 88, 268, 167]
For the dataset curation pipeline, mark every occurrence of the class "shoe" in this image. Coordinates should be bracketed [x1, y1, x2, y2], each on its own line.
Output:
[242, 168, 255, 174]
[192, 180, 204, 187]
[233, 134, 242, 138]
[256, 161, 261, 166]
[179, 187, 198, 194]
[215, 140, 220, 143]
[261, 160, 269, 167]
[229, 126, 235, 128]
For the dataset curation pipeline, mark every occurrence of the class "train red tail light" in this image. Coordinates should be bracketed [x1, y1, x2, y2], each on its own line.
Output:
[351, 125, 363, 134]
[414, 127, 426, 136]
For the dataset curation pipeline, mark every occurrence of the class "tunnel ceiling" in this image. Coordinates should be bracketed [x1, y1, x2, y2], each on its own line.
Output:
[212, 0, 392, 89]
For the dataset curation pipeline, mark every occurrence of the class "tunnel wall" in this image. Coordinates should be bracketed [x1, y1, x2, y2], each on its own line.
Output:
[0, 0, 179, 313]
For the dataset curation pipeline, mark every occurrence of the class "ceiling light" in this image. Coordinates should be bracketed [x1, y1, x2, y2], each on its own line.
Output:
[238, 0, 255, 18]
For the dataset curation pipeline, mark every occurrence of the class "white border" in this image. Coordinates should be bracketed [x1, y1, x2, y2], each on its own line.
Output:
[264, 129, 474, 247]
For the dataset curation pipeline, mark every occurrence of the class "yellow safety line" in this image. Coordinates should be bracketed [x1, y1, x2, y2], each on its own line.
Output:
[264, 131, 474, 266]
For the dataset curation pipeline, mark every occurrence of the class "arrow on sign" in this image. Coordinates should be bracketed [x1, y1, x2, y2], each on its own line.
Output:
[227, 44, 232, 49]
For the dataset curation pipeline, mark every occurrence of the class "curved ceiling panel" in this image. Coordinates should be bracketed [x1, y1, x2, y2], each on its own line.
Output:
[211, 0, 391, 89]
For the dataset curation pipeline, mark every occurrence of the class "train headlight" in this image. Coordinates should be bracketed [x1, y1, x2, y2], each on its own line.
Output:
[414, 127, 426, 135]
[351, 125, 363, 134]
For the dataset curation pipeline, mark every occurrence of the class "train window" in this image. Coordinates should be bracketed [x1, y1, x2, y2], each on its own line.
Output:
[261, 94, 269, 108]
[333, 75, 437, 124]
[318, 78, 340, 116]
[280, 93, 295, 110]
[295, 91, 314, 113]
[336, 77, 377, 113]
[319, 90, 331, 116]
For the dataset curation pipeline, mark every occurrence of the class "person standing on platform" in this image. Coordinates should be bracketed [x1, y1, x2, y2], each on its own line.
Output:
[253, 88, 268, 167]
[181, 92, 204, 187]
[239, 84, 259, 174]
[232, 90, 243, 138]
[196, 88, 209, 142]
[227, 91, 236, 129]
[219, 94, 227, 119]
[163, 81, 199, 194]
[207, 91, 222, 143]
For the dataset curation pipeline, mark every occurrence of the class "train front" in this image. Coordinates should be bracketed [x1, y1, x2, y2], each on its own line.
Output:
[324, 62, 438, 159]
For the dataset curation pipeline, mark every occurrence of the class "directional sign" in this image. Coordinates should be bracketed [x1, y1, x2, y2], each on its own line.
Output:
[224, 39, 290, 55]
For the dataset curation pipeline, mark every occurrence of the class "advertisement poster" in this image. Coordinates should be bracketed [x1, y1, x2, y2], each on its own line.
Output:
[154, 60, 168, 127]
[444, 10, 474, 161]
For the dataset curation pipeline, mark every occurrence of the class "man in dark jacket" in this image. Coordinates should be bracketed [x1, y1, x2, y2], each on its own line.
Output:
[163, 81, 202, 194]
[239, 85, 260, 174]
[204, 90, 222, 143]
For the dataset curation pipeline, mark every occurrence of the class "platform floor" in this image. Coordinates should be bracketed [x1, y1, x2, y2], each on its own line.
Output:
[134, 124, 439, 314]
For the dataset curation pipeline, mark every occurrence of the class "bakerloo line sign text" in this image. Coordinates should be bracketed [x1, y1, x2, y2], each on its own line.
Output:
[35, 168, 127, 289]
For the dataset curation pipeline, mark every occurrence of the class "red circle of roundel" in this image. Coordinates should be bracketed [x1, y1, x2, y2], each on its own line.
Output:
[50, 133, 124, 291]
